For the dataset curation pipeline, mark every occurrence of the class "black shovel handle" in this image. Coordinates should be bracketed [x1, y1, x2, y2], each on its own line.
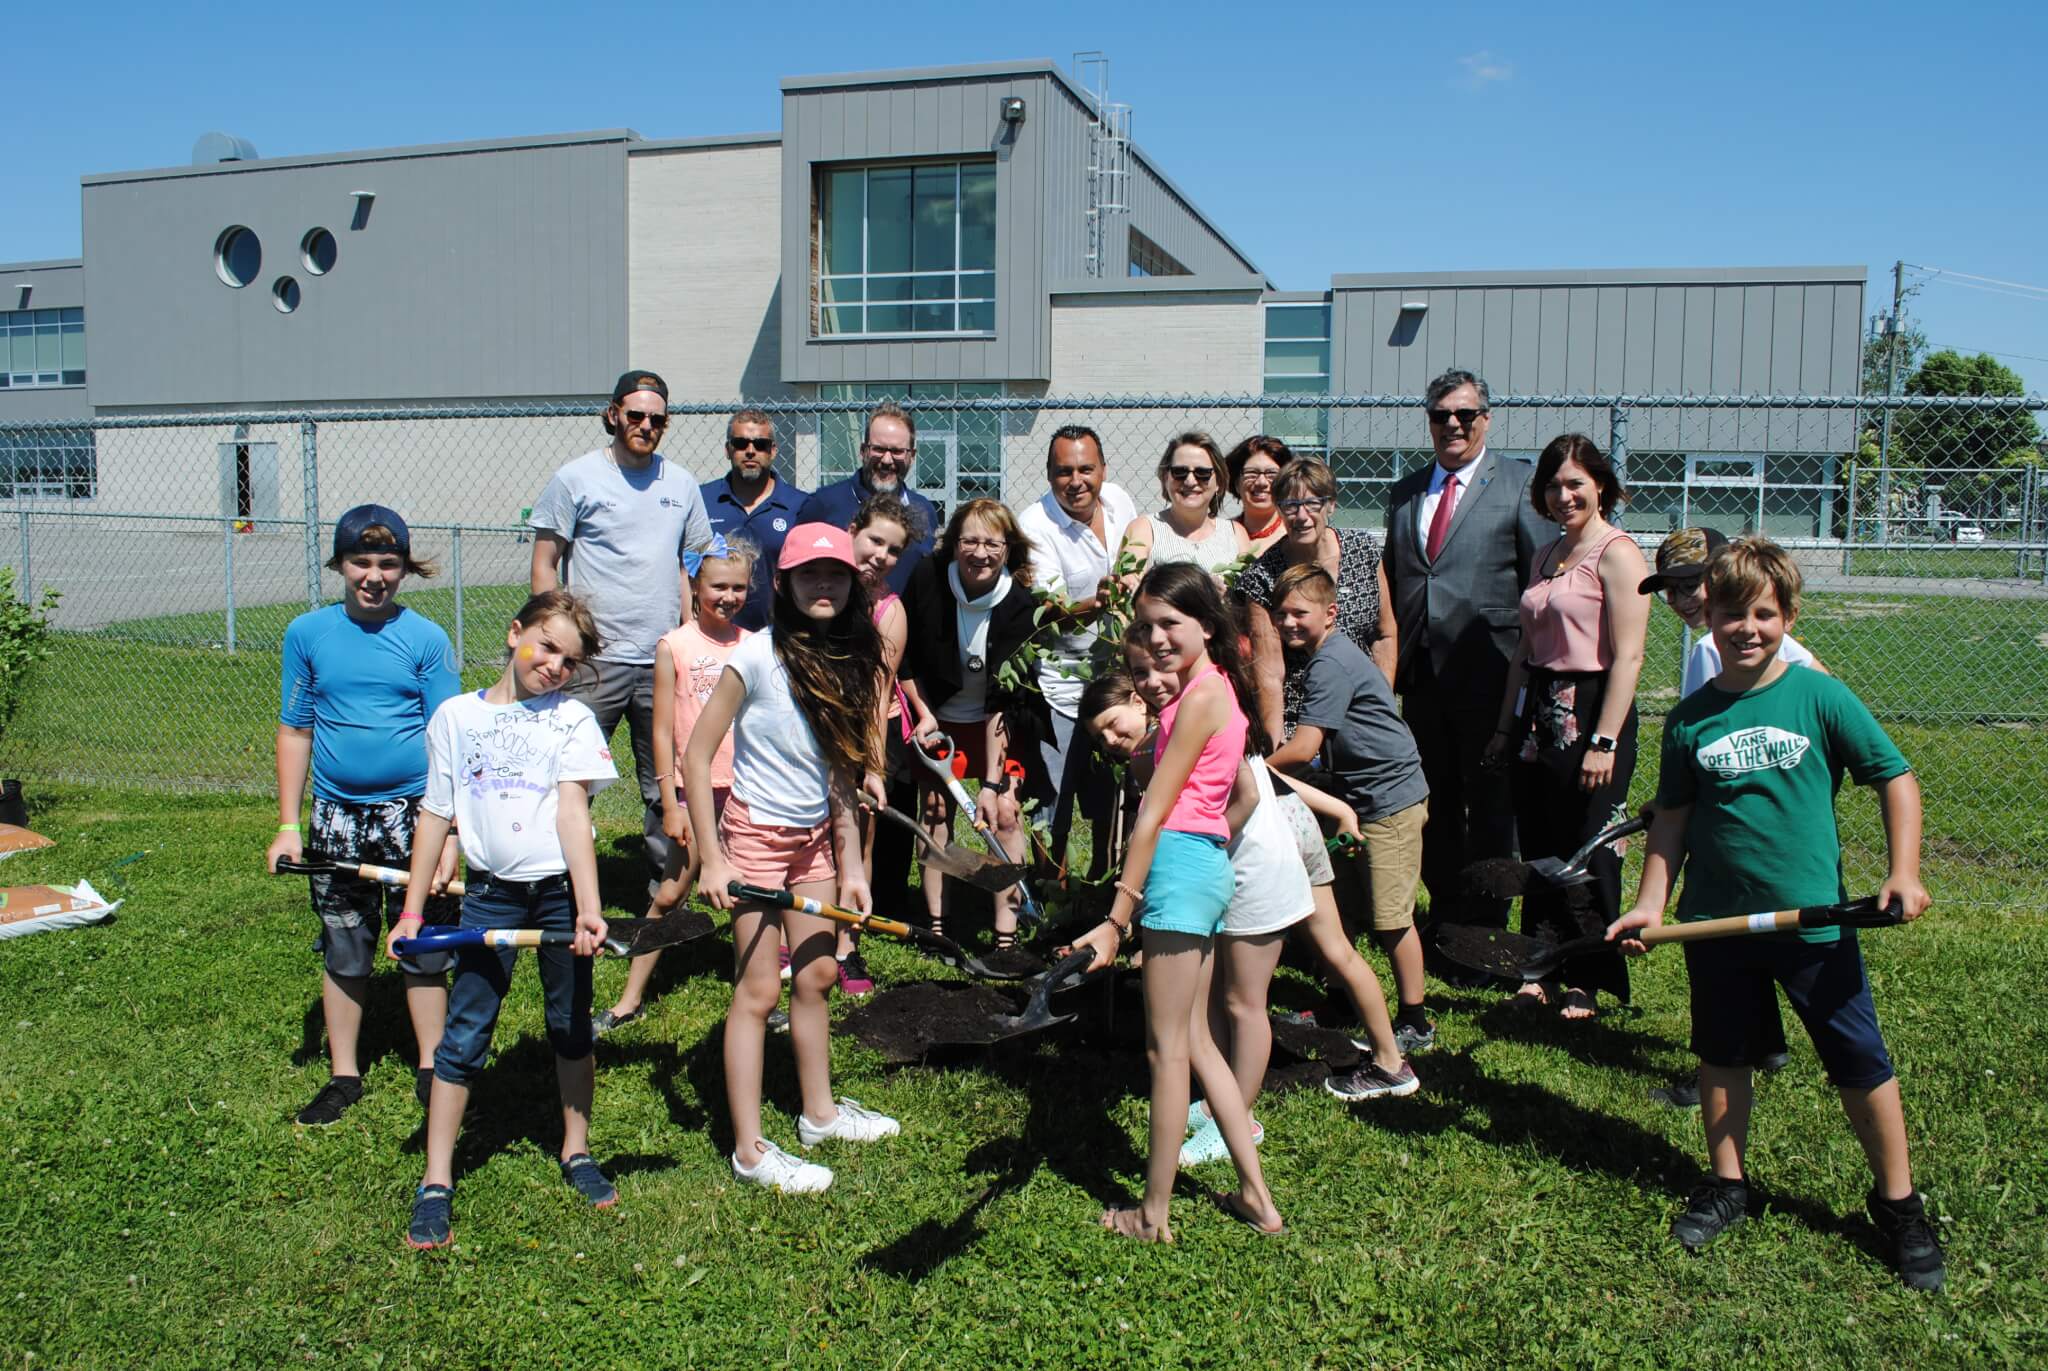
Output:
[1561, 807, 1654, 874]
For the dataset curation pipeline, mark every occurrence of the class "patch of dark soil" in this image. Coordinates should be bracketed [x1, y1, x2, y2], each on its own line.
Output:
[1262, 1059, 1335, 1096]
[975, 947, 1049, 978]
[1269, 1014, 1364, 1072]
[840, 981, 1025, 1062]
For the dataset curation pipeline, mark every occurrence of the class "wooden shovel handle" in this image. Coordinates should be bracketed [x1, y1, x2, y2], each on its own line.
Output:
[1640, 910, 1804, 945]
[356, 861, 468, 898]
[727, 882, 914, 939]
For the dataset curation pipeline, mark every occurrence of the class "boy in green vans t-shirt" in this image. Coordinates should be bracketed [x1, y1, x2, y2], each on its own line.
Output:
[1607, 537, 1942, 1291]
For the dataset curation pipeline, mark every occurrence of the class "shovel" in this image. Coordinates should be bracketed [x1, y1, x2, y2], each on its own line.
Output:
[860, 796, 1028, 893]
[727, 882, 1036, 981]
[910, 733, 1047, 924]
[275, 854, 468, 897]
[1434, 895, 1907, 982]
[982, 948, 1097, 1041]
[393, 912, 715, 959]
[1460, 809, 1653, 900]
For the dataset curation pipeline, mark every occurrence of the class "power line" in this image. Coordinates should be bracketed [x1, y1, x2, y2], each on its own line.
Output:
[1929, 343, 2048, 367]
[1903, 263, 2048, 299]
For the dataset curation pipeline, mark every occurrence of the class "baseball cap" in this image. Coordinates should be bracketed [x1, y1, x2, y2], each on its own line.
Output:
[776, 522, 858, 572]
[1638, 526, 1729, 595]
[611, 370, 669, 404]
[332, 503, 411, 559]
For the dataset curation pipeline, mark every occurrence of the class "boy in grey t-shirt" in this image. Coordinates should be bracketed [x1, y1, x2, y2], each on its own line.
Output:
[529, 370, 713, 886]
[1265, 563, 1435, 1054]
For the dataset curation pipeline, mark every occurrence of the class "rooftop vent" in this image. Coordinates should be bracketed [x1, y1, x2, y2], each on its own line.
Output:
[192, 132, 259, 165]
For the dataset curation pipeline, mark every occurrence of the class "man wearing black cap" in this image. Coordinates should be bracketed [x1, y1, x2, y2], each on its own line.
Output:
[268, 504, 462, 1125]
[529, 371, 714, 887]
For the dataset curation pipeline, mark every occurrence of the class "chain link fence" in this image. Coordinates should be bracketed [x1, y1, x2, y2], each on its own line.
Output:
[3, 392, 2044, 903]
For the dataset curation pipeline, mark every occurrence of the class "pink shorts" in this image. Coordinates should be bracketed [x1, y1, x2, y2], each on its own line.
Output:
[718, 794, 835, 890]
[675, 784, 732, 823]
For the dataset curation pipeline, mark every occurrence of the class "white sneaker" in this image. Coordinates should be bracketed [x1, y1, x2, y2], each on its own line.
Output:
[798, 1098, 901, 1147]
[732, 1141, 832, 1194]
[1177, 1115, 1264, 1168]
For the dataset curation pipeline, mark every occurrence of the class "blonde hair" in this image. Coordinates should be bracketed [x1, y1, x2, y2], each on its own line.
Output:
[694, 532, 760, 582]
[1707, 536, 1802, 622]
[1274, 561, 1337, 607]
[938, 498, 1035, 584]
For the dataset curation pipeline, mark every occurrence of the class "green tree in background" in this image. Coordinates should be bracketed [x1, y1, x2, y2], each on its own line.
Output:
[1894, 350, 2041, 471]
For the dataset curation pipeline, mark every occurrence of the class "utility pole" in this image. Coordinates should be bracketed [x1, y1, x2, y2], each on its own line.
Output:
[1876, 259, 1904, 547]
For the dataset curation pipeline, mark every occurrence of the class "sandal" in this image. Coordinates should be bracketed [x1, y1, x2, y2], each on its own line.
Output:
[1559, 988, 1599, 1021]
[592, 1007, 643, 1037]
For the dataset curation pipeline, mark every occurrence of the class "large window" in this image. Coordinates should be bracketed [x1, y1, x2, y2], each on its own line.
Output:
[0, 430, 97, 500]
[2, 308, 85, 388]
[1263, 302, 1330, 453]
[818, 382, 1006, 518]
[817, 162, 997, 337]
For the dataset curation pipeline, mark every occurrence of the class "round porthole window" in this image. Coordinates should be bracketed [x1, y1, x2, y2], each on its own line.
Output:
[272, 276, 301, 314]
[301, 227, 337, 275]
[214, 226, 261, 287]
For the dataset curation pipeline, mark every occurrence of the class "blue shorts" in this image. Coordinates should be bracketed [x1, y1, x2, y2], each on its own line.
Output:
[1138, 829, 1233, 938]
[1683, 930, 1893, 1088]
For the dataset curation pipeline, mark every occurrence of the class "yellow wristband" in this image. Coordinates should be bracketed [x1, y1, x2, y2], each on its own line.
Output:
[278, 822, 303, 834]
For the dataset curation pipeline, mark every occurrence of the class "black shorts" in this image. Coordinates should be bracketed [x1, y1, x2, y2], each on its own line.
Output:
[307, 796, 455, 978]
[1683, 930, 1893, 1088]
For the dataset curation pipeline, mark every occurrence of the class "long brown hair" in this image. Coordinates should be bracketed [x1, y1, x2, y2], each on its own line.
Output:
[769, 563, 883, 775]
[1133, 561, 1270, 758]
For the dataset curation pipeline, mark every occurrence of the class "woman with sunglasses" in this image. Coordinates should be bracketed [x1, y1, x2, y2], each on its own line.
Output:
[1237, 459, 1397, 744]
[1117, 432, 1251, 592]
[1225, 435, 1296, 557]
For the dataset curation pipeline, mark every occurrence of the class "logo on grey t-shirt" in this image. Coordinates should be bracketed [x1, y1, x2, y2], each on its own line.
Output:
[1697, 726, 1811, 776]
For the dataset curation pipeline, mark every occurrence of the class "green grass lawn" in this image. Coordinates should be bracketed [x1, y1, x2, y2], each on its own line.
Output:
[1839, 547, 2042, 581]
[0, 786, 2042, 1366]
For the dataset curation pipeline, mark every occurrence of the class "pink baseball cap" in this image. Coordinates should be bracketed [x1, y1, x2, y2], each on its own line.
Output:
[777, 522, 858, 571]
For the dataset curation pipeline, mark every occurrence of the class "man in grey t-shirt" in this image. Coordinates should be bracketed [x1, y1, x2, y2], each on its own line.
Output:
[529, 369, 713, 885]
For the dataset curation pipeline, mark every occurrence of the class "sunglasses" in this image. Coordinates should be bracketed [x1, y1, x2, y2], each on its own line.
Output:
[1426, 407, 1488, 427]
[1167, 465, 1217, 485]
[621, 409, 668, 431]
[727, 436, 773, 452]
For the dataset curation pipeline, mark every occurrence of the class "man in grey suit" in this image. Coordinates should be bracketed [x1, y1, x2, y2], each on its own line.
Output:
[1383, 369, 1549, 936]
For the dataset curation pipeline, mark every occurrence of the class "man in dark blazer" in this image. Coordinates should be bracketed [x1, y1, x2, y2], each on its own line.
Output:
[1383, 369, 1550, 935]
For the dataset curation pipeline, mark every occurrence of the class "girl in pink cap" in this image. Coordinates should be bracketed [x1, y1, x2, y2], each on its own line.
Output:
[688, 523, 900, 1194]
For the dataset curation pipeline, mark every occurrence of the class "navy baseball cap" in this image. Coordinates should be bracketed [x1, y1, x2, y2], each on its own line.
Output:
[333, 504, 412, 559]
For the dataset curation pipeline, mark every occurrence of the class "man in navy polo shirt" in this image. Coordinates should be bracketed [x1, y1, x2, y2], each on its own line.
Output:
[794, 400, 939, 595]
[700, 409, 807, 631]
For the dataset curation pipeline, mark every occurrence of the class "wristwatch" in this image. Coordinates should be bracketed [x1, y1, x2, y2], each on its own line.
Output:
[984, 773, 1013, 795]
[1588, 733, 1618, 753]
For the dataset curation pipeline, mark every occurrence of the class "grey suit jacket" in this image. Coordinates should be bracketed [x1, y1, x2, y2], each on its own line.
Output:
[1382, 449, 1551, 712]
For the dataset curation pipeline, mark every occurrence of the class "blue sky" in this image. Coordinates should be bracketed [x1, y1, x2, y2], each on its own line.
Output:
[8, 0, 2045, 390]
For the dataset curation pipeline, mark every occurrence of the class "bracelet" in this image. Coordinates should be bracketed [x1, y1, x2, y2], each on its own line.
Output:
[654, 772, 671, 783]
[1113, 879, 1144, 906]
[278, 822, 303, 834]
[1109, 917, 1134, 945]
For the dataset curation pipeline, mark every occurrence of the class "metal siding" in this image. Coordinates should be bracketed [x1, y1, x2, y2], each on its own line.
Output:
[80, 139, 626, 406]
[1536, 287, 1570, 393]
[1480, 290, 1514, 398]
[1738, 286, 1775, 394]
[1621, 287, 1656, 395]
[1593, 287, 1627, 395]
[1680, 286, 1717, 394]
[1452, 291, 1485, 384]
[1711, 286, 1747, 393]
[1564, 288, 1600, 394]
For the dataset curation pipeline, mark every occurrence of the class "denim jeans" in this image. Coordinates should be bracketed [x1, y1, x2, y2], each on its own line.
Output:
[431, 875, 594, 1085]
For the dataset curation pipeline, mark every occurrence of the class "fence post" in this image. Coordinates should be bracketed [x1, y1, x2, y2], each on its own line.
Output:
[1841, 459, 1857, 576]
[300, 419, 321, 609]
[1608, 400, 1629, 473]
[224, 517, 237, 653]
[452, 525, 465, 666]
[15, 508, 28, 603]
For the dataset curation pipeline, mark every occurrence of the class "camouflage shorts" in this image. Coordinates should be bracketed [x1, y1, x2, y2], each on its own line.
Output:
[307, 795, 454, 978]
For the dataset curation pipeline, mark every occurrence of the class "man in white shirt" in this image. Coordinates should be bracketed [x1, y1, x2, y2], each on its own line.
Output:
[1017, 425, 1137, 876]
[528, 369, 714, 890]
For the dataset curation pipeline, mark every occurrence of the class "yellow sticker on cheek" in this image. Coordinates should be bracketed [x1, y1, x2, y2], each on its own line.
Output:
[518, 645, 535, 659]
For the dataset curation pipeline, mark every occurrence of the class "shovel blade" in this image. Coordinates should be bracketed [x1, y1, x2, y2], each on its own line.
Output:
[606, 909, 716, 955]
[1524, 857, 1597, 890]
[932, 843, 1029, 893]
[1433, 923, 1562, 982]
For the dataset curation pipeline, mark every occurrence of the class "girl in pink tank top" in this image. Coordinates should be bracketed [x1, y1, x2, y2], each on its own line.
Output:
[601, 536, 757, 1030]
[1063, 561, 1283, 1241]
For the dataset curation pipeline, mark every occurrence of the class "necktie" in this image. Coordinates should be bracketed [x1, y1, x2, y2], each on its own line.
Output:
[1426, 472, 1459, 561]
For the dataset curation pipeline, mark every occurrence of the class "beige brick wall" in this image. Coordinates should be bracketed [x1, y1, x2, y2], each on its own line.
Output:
[627, 144, 793, 404]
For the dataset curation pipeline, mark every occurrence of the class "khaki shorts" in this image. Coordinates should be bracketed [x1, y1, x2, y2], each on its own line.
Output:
[1334, 798, 1428, 932]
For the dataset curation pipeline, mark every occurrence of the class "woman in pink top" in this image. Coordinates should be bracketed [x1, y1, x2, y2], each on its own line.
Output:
[1065, 561, 1282, 1241]
[1484, 435, 1650, 1019]
[597, 536, 757, 1032]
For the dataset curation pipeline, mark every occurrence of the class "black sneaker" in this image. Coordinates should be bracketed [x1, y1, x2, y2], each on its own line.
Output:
[1651, 1075, 1702, 1109]
[1867, 1190, 1945, 1291]
[407, 1184, 453, 1250]
[295, 1076, 363, 1126]
[1757, 1051, 1791, 1073]
[1393, 1018, 1437, 1056]
[1671, 1178, 1748, 1251]
[415, 1067, 435, 1108]
[767, 1007, 791, 1034]
[1324, 1058, 1420, 1102]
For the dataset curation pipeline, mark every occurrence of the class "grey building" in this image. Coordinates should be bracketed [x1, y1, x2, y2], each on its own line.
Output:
[2, 57, 1862, 538]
